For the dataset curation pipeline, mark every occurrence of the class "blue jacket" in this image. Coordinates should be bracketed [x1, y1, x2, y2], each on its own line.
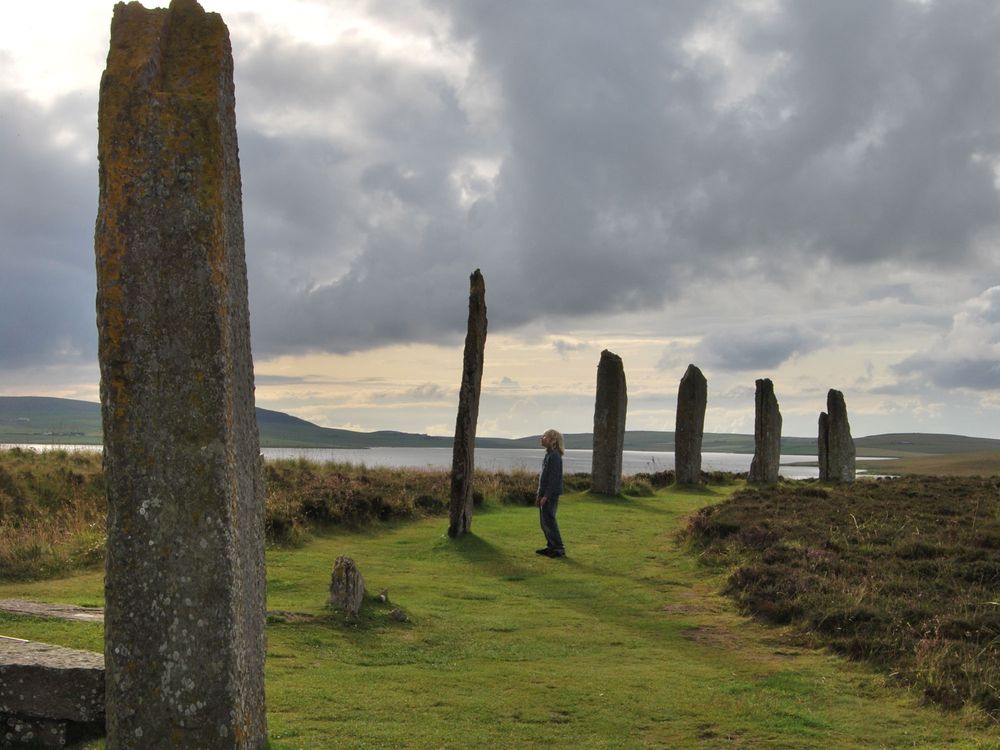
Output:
[537, 449, 564, 498]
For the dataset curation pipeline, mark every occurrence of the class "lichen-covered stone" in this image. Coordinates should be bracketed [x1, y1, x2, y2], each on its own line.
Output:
[94, 1, 265, 747]
[822, 389, 856, 483]
[0, 639, 104, 724]
[748, 378, 782, 485]
[329, 557, 366, 619]
[0, 639, 105, 748]
[592, 350, 627, 495]
[1, 714, 67, 748]
[448, 269, 487, 537]
[674, 364, 707, 484]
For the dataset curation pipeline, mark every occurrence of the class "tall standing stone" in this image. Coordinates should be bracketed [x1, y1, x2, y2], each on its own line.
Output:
[819, 389, 856, 483]
[591, 350, 627, 495]
[748, 378, 782, 485]
[817, 412, 830, 480]
[448, 269, 487, 537]
[95, 2, 266, 747]
[674, 364, 707, 484]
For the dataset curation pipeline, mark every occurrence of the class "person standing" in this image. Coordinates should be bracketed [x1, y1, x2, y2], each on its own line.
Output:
[536, 429, 566, 558]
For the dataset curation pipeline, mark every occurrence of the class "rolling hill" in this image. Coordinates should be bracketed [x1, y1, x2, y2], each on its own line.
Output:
[2, 396, 999, 456]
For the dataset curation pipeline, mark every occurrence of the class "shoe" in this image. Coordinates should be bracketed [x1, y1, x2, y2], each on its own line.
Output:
[535, 548, 551, 555]
[549, 549, 566, 558]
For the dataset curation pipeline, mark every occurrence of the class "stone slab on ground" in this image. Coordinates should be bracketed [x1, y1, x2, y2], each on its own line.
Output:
[0, 600, 103, 624]
[0, 599, 314, 627]
[0, 638, 104, 723]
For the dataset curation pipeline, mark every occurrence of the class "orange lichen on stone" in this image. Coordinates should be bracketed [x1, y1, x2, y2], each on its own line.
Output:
[94, 2, 265, 748]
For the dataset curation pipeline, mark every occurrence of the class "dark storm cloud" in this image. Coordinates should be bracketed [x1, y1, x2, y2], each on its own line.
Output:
[0, 87, 96, 368]
[226, 0, 1000, 358]
[5, 1, 1000, 373]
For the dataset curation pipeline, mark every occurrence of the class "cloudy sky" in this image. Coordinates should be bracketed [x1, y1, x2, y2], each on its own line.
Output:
[3, 0, 1000, 439]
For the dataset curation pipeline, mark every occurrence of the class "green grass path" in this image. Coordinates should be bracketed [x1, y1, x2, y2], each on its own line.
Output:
[1, 486, 996, 748]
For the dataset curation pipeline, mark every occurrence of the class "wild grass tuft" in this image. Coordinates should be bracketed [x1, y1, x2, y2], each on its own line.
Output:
[0, 448, 106, 580]
[0, 449, 542, 578]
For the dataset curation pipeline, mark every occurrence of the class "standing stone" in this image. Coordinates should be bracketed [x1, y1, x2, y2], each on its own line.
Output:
[748, 378, 782, 485]
[95, 2, 265, 747]
[329, 557, 366, 619]
[448, 269, 487, 537]
[674, 364, 707, 484]
[818, 412, 830, 481]
[820, 389, 856, 483]
[591, 350, 627, 495]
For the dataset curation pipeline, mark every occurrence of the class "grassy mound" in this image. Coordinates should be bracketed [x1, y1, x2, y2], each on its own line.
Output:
[684, 476, 1000, 717]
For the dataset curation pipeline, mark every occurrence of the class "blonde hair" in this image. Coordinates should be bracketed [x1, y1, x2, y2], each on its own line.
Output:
[543, 429, 565, 455]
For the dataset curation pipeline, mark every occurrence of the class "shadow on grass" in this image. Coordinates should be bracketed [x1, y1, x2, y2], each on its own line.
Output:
[436, 531, 533, 581]
[579, 492, 690, 517]
[669, 483, 724, 496]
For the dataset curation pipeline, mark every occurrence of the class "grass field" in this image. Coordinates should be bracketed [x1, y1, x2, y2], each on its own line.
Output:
[1, 484, 997, 748]
[858, 451, 1000, 477]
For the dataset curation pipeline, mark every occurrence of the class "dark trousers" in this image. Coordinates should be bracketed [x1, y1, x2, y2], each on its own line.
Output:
[539, 494, 564, 552]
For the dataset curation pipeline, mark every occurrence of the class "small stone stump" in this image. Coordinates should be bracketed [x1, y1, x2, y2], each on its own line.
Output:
[819, 389, 856, 483]
[0, 638, 105, 748]
[674, 364, 707, 484]
[592, 350, 627, 495]
[329, 557, 366, 619]
[449, 269, 488, 537]
[748, 378, 782, 485]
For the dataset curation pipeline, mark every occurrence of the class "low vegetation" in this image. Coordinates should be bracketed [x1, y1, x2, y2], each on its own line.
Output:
[263, 458, 572, 543]
[0, 447, 591, 580]
[0, 448, 106, 579]
[684, 476, 1000, 718]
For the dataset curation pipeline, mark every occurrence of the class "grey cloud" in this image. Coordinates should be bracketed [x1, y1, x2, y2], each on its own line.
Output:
[7, 1, 1000, 372]
[891, 286, 1000, 390]
[243, 0, 1000, 357]
[894, 358, 1000, 390]
[405, 383, 448, 400]
[371, 383, 450, 402]
[698, 326, 821, 372]
[552, 339, 587, 356]
[0, 88, 97, 368]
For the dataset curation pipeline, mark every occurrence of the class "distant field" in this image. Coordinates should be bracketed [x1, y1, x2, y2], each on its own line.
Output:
[4, 396, 1000, 458]
[859, 451, 1000, 477]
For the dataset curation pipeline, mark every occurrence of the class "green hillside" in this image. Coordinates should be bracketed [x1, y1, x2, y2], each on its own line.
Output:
[3, 396, 999, 456]
[0, 396, 103, 444]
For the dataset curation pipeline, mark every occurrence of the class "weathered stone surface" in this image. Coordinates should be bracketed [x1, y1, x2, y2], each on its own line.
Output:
[818, 412, 830, 481]
[674, 364, 707, 484]
[448, 269, 488, 537]
[821, 389, 856, 483]
[94, 1, 266, 747]
[748, 378, 782, 485]
[592, 350, 627, 495]
[0, 639, 104, 724]
[1, 714, 67, 748]
[329, 557, 365, 619]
